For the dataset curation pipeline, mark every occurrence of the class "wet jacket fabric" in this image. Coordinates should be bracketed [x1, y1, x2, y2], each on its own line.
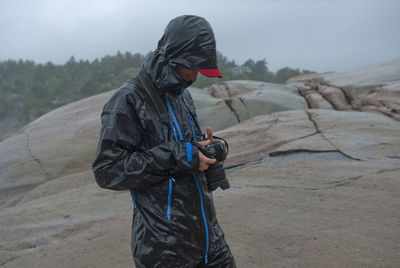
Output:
[92, 15, 235, 267]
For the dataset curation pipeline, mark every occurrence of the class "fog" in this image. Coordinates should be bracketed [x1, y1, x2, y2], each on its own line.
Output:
[0, 0, 399, 72]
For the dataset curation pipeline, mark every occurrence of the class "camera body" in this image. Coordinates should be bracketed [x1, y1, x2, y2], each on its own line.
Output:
[194, 135, 230, 191]
[196, 140, 227, 162]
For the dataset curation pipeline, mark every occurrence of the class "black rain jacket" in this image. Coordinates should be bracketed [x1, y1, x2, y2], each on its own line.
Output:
[92, 15, 235, 267]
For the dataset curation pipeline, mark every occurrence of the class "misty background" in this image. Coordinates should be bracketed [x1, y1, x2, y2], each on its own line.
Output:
[1, 0, 400, 140]
[1, 0, 399, 72]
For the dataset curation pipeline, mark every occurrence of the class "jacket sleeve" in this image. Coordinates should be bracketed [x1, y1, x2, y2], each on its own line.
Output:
[92, 90, 199, 191]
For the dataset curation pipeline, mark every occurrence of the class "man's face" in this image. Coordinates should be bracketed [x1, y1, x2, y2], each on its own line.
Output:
[177, 68, 198, 83]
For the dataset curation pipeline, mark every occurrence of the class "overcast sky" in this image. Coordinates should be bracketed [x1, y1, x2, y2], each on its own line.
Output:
[0, 0, 399, 72]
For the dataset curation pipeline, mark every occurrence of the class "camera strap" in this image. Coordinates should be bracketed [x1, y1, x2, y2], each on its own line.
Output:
[137, 68, 167, 115]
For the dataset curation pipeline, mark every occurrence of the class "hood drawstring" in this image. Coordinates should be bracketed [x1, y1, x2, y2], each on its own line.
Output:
[179, 87, 185, 98]
[158, 77, 167, 86]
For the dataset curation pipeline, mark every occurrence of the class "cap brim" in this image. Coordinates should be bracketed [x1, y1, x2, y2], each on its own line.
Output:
[198, 68, 223, 78]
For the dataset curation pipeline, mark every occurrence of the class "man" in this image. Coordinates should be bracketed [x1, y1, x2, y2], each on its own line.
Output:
[92, 15, 236, 267]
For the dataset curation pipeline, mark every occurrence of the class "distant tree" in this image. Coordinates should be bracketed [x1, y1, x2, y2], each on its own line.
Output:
[251, 59, 272, 81]
[273, 67, 314, 83]
[132, 53, 144, 67]
[274, 67, 299, 83]
[301, 69, 313, 74]
[242, 59, 255, 69]
[217, 51, 236, 70]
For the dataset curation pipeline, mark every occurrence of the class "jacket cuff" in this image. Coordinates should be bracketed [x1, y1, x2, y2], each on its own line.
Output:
[188, 142, 199, 170]
[175, 141, 199, 173]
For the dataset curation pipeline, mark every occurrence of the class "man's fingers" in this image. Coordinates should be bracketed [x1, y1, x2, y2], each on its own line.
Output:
[198, 150, 216, 171]
[206, 127, 213, 141]
[205, 157, 216, 165]
[199, 151, 216, 164]
[198, 140, 210, 146]
[199, 161, 210, 171]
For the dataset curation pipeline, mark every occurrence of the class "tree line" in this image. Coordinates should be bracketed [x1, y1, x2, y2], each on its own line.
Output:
[193, 52, 313, 88]
[0, 51, 313, 137]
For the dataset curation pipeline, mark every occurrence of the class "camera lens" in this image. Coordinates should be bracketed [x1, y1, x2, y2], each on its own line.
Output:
[205, 163, 230, 191]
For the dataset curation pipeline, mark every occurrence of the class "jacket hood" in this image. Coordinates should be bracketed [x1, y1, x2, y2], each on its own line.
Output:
[143, 15, 218, 94]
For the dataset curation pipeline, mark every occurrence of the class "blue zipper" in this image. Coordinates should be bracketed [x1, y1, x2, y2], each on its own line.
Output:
[167, 177, 175, 222]
[169, 120, 178, 142]
[166, 94, 210, 263]
[166, 94, 183, 141]
[193, 173, 209, 264]
[188, 113, 209, 263]
[130, 190, 137, 209]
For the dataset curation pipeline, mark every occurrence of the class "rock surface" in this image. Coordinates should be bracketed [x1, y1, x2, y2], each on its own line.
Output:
[1, 59, 400, 267]
[191, 80, 307, 131]
[292, 58, 400, 122]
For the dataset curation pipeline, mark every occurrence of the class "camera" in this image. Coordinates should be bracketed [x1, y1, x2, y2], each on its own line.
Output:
[195, 140, 227, 162]
[194, 135, 230, 191]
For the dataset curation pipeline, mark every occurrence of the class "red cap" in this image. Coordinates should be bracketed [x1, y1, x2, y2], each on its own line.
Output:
[198, 68, 223, 78]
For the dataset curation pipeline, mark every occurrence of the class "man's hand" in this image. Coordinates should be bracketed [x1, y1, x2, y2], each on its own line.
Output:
[197, 140, 216, 171]
[206, 127, 228, 155]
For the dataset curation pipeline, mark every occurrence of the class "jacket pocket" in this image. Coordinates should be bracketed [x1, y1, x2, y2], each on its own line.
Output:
[167, 177, 175, 222]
